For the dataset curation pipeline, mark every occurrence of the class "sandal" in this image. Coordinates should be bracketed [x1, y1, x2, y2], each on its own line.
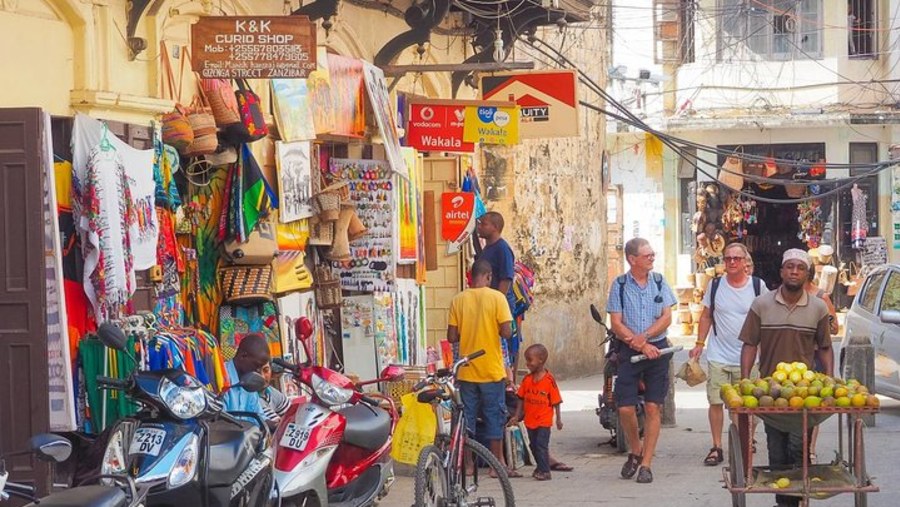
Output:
[550, 462, 574, 472]
[703, 447, 724, 466]
[491, 468, 523, 479]
[534, 471, 552, 481]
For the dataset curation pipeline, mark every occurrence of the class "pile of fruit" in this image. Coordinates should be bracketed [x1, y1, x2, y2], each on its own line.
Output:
[721, 362, 880, 410]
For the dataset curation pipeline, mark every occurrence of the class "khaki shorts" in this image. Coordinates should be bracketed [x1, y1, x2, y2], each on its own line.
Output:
[707, 361, 759, 404]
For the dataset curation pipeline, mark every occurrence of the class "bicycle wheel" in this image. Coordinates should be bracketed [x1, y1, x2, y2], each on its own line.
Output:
[461, 440, 516, 507]
[414, 445, 449, 507]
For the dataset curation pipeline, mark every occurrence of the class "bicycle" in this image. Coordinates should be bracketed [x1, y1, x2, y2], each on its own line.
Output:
[412, 350, 515, 507]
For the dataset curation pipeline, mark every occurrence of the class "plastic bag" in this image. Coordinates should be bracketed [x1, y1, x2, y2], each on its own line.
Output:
[391, 392, 437, 465]
[676, 356, 708, 387]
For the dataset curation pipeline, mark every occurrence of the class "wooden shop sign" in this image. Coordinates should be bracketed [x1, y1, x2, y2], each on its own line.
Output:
[191, 16, 317, 79]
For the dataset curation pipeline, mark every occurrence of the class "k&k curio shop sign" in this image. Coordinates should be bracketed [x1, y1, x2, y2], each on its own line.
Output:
[191, 16, 317, 79]
[406, 100, 475, 153]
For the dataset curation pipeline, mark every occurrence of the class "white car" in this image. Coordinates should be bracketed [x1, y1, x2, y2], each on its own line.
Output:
[840, 264, 900, 399]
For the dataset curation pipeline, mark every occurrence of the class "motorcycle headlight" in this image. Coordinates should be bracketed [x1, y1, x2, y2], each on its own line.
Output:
[159, 377, 206, 420]
[101, 426, 128, 482]
[167, 434, 198, 489]
[311, 374, 353, 406]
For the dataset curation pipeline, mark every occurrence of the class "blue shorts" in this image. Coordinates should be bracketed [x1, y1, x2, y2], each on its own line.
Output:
[614, 341, 670, 406]
[458, 380, 507, 441]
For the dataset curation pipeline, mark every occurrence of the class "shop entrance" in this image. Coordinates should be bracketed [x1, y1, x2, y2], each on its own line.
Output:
[745, 184, 804, 287]
[716, 142, 826, 289]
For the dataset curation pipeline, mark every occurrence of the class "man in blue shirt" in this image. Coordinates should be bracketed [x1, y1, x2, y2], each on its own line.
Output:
[607, 237, 676, 484]
[222, 333, 271, 424]
[475, 212, 518, 373]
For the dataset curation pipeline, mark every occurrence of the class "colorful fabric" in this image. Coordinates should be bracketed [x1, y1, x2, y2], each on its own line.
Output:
[78, 146, 136, 322]
[240, 144, 270, 239]
[218, 302, 282, 361]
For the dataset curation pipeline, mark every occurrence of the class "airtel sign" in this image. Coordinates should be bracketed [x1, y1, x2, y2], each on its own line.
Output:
[406, 101, 475, 153]
[441, 192, 475, 244]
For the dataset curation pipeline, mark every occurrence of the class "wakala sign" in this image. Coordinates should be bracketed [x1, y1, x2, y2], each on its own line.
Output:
[406, 101, 475, 153]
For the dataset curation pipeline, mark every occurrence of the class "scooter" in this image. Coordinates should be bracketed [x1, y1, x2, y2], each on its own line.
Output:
[271, 317, 405, 507]
[1, 433, 151, 507]
[590, 304, 645, 453]
[93, 322, 277, 506]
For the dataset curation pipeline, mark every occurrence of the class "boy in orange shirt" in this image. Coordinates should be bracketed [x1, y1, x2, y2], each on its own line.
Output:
[509, 344, 563, 480]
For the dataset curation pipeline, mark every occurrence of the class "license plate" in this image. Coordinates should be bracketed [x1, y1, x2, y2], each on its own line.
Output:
[280, 423, 312, 451]
[130, 428, 166, 457]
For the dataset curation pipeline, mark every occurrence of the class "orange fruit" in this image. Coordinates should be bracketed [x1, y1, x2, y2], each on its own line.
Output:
[789, 371, 803, 384]
[851, 394, 866, 407]
[789, 396, 805, 409]
[743, 396, 759, 408]
[865, 395, 880, 408]
[836, 396, 852, 407]
[727, 395, 744, 409]
[834, 387, 848, 398]
[772, 371, 788, 383]
[804, 396, 822, 408]
[774, 398, 789, 408]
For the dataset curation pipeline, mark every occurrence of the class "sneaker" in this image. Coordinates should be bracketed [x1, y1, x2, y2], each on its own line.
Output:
[636, 466, 653, 484]
[620, 453, 642, 479]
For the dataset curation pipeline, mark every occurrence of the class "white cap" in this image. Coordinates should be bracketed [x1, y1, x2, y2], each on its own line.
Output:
[783, 249, 811, 268]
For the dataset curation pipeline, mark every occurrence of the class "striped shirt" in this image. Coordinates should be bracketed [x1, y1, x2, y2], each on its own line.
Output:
[739, 288, 830, 377]
[606, 271, 677, 344]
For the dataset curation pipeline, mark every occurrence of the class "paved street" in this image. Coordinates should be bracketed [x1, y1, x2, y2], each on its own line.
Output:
[384, 346, 900, 507]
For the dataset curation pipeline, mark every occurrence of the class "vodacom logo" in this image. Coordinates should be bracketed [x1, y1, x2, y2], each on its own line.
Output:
[420, 106, 435, 121]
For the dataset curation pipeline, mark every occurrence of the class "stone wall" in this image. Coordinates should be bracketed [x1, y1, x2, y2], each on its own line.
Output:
[483, 23, 608, 378]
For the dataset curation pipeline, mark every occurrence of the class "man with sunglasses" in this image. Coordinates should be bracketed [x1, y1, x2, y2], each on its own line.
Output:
[690, 243, 767, 467]
[607, 237, 676, 484]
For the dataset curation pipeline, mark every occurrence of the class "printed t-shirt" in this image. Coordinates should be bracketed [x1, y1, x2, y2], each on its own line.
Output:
[476, 238, 516, 309]
[703, 277, 769, 365]
[517, 371, 562, 429]
[448, 287, 512, 383]
[739, 289, 830, 377]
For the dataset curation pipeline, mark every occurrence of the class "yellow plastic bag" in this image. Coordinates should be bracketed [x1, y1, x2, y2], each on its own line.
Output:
[391, 392, 437, 465]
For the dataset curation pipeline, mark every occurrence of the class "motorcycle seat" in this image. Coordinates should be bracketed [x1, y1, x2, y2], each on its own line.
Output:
[339, 403, 391, 451]
[207, 418, 263, 487]
[27, 485, 127, 507]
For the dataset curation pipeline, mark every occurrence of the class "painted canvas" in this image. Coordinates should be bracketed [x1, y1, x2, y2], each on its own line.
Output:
[327, 54, 366, 137]
[276, 141, 314, 222]
[309, 47, 335, 135]
[271, 79, 316, 141]
[397, 147, 420, 263]
[363, 62, 408, 178]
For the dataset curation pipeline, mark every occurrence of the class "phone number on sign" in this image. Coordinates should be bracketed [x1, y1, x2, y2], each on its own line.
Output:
[231, 45, 310, 61]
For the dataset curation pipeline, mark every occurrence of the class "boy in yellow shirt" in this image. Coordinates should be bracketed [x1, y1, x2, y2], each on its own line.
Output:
[448, 259, 516, 476]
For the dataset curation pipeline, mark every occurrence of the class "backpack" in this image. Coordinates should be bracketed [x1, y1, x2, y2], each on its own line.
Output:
[709, 276, 762, 336]
[512, 261, 535, 317]
[617, 272, 663, 310]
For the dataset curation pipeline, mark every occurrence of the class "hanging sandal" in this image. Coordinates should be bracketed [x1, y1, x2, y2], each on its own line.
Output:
[703, 447, 724, 466]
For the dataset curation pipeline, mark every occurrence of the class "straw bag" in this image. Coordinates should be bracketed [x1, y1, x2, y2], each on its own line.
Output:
[224, 78, 268, 144]
[219, 264, 274, 304]
[845, 262, 865, 296]
[313, 182, 348, 222]
[160, 43, 193, 151]
[183, 88, 218, 157]
[224, 219, 278, 265]
[201, 78, 240, 127]
[308, 216, 334, 246]
[314, 265, 342, 309]
[718, 153, 744, 192]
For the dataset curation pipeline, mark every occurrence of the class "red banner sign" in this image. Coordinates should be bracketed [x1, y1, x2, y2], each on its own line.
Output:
[441, 192, 475, 244]
[407, 102, 475, 153]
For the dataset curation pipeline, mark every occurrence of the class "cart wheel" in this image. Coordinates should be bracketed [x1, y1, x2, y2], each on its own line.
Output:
[728, 424, 746, 507]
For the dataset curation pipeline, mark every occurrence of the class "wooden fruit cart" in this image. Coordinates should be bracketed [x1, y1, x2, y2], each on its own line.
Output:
[723, 406, 879, 507]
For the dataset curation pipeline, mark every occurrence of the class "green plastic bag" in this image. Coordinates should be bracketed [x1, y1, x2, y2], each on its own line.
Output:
[391, 392, 437, 465]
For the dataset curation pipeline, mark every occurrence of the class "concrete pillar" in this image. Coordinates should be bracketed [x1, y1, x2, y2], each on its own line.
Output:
[842, 336, 876, 426]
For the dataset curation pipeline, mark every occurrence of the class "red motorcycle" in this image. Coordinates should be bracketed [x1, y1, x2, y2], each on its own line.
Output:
[272, 318, 405, 507]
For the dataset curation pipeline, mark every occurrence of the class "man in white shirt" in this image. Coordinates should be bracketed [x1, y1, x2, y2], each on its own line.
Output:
[689, 243, 768, 466]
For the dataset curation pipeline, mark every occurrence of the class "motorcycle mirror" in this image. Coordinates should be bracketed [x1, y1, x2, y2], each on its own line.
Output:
[589, 304, 604, 324]
[239, 371, 268, 393]
[380, 365, 406, 382]
[97, 322, 128, 351]
[29, 434, 72, 463]
[294, 317, 314, 341]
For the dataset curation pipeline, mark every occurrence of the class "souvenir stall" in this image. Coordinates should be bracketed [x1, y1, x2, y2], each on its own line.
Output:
[44, 46, 428, 434]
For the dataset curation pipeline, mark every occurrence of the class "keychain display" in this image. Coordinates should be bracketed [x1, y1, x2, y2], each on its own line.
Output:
[797, 198, 823, 248]
[326, 158, 395, 292]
